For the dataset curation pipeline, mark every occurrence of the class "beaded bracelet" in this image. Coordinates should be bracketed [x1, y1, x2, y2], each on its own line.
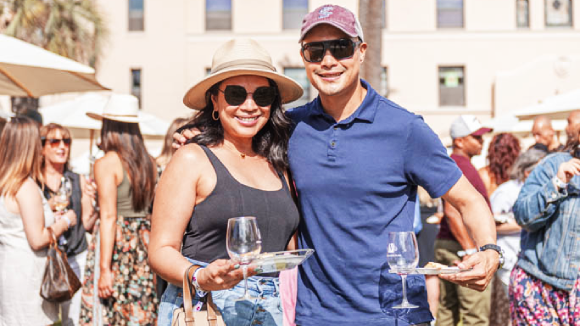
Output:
[191, 267, 208, 311]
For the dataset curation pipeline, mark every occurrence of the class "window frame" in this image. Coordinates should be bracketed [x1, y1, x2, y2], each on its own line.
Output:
[283, 67, 311, 107]
[438, 66, 466, 107]
[545, 0, 573, 27]
[128, 0, 145, 32]
[516, 0, 530, 28]
[282, 0, 309, 30]
[131, 68, 142, 108]
[205, 0, 233, 31]
[436, 0, 464, 29]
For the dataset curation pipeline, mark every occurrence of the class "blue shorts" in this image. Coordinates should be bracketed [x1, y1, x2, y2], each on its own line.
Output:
[157, 258, 282, 326]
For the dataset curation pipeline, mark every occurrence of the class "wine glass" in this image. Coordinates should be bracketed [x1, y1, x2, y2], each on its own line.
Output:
[55, 176, 72, 246]
[386, 231, 419, 309]
[226, 216, 262, 301]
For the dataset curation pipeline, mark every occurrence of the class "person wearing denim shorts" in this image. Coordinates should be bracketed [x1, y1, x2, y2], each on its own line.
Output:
[149, 38, 302, 326]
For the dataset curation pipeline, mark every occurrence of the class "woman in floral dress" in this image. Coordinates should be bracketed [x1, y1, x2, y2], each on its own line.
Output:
[80, 94, 158, 325]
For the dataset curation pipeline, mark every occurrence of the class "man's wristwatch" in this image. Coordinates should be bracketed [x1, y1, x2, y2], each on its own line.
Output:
[479, 244, 505, 270]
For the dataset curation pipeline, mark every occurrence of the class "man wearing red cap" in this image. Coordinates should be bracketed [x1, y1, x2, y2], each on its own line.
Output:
[287, 5, 500, 326]
[174, 5, 501, 326]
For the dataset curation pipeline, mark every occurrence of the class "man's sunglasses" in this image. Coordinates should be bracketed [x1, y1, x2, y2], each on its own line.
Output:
[218, 85, 277, 107]
[301, 38, 361, 63]
[41, 138, 71, 147]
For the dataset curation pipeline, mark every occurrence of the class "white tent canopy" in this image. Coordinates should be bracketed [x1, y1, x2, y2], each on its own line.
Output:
[39, 93, 170, 136]
[481, 115, 567, 134]
[0, 35, 109, 97]
[512, 89, 580, 120]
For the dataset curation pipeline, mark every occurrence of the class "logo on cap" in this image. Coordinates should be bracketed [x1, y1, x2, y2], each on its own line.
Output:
[318, 6, 333, 19]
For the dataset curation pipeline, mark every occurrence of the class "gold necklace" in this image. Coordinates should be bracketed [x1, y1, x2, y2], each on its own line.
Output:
[224, 143, 252, 159]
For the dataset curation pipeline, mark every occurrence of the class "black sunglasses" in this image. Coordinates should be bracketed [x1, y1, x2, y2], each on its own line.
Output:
[301, 38, 361, 63]
[41, 137, 71, 147]
[218, 85, 277, 107]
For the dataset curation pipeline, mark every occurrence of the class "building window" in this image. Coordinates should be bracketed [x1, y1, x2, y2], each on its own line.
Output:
[546, 0, 573, 27]
[439, 67, 465, 106]
[131, 69, 142, 108]
[283, 0, 308, 29]
[437, 0, 464, 28]
[284, 68, 311, 107]
[206, 0, 232, 30]
[380, 67, 389, 97]
[128, 0, 144, 31]
[517, 0, 530, 28]
[382, 0, 386, 29]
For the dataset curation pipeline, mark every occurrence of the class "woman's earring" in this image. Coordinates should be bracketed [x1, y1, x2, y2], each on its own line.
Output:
[212, 110, 219, 121]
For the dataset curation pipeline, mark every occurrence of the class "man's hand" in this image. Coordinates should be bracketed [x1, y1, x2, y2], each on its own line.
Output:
[172, 128, 197, 150]
[439, 249, 499, 292]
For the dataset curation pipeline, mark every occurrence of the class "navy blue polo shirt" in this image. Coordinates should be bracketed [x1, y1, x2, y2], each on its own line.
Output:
[286, 80, 462, 326]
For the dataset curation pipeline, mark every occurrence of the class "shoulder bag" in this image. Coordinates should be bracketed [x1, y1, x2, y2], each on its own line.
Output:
[40, 226, 82, 302]
[171, 265, 225, 326]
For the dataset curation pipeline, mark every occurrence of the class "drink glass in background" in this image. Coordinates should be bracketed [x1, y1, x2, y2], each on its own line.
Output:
[386, 231, 419, 309]
[55, 176, 72, 246]
[226, 216, 262, 301]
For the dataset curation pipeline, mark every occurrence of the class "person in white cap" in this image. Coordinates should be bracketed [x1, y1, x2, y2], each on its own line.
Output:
[435, 115, 493, 326]
[174, 5, 501, 326]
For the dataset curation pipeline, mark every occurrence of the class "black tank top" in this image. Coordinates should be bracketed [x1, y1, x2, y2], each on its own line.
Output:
[181, 145, 300, 263]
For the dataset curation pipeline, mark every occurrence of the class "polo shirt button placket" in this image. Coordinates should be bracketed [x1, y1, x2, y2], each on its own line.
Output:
[328, 124, 339, 161]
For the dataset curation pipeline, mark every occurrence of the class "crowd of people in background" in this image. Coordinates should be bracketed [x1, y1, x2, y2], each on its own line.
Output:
[2, 4, 580, 326]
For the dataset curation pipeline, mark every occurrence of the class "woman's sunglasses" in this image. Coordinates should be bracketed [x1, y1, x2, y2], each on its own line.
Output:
[218, 85, 277, 107]
[301, 38, 361, 63]
[42, 138, 71, 147]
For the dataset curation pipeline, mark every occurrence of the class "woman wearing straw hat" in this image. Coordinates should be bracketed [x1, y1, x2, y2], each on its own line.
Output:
[149, 38, 303, 326]
[79, 94, 159, 325]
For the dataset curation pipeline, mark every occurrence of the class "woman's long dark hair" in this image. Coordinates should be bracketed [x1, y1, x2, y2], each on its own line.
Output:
[186, 78, 291, 172]
[100, 119, 157, 211]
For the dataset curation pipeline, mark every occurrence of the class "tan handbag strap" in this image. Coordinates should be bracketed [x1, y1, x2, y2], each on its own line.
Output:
[182, 265, 197, 324]
[182, 265, 221, 325]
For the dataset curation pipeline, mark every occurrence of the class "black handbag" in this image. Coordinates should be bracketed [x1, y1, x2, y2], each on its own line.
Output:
[39, 227, 81, 303]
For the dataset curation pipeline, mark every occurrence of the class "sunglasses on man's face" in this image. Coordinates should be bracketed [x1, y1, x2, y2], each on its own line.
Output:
[42, 138, 71, 147]
[218, 85, 277, 107]
[301, 38, 361, 63]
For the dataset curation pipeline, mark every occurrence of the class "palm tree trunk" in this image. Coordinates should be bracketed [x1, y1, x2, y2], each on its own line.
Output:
[359, 0, 383, 93]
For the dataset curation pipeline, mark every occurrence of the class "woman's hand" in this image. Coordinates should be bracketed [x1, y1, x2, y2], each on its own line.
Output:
[557, 158, 580, 184]
[98, 269, 114, 298]
[62, 209, 77, 227]
[81, 176, 99, 232]
[47, 196, 60, 212]
[196, 259, 257, 291]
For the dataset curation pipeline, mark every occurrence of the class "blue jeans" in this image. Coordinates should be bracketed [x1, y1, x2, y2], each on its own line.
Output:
[157, 258, 282, 326]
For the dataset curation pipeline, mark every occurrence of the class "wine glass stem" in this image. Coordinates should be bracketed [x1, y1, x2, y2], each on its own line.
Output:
[401, 274, 409, 304]
[243, 265, 249, 296]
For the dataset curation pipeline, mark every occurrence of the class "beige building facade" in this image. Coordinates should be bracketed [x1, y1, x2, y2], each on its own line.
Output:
[92, 0, 580, 139]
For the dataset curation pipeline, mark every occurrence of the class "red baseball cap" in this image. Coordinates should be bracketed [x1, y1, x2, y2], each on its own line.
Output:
[299, 4, 364, 42]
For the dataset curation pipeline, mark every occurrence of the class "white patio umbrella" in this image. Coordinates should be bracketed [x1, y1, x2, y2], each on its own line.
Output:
[39, 93, 170, 136]
[0, 34, 109, 97]
[512, 89, 580, 121]
[481, 115, 567, 134]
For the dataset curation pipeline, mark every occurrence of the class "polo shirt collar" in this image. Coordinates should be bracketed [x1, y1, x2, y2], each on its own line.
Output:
[309, 79, 379, 124]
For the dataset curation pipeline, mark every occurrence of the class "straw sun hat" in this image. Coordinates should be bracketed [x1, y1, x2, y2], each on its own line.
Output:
[183, 38, 304, 110]
[86, 94, 141, 123]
